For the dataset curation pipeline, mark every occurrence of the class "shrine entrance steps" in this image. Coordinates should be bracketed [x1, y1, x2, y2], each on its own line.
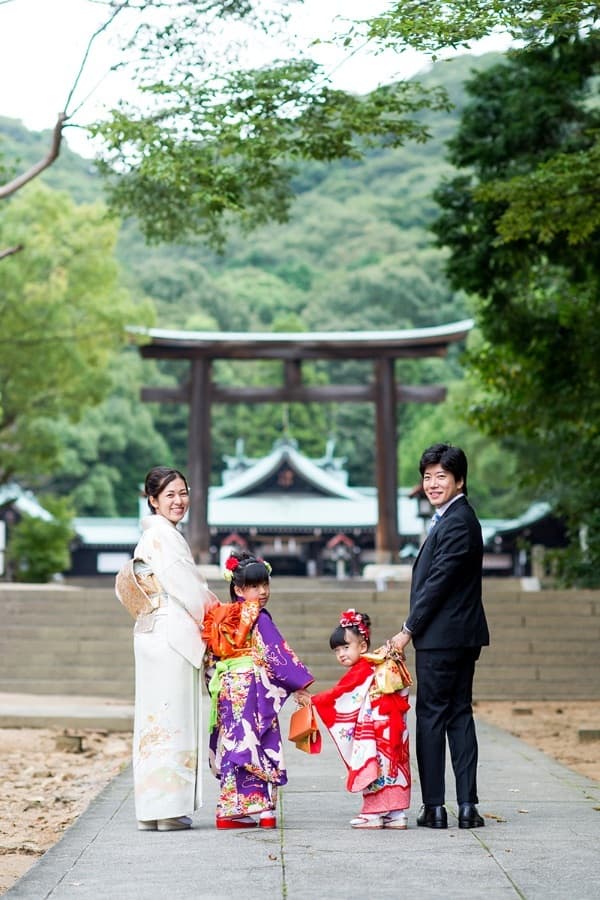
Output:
[0, 578, 598, 701]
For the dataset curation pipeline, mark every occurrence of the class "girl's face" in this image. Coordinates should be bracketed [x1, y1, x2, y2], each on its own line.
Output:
[334, 629, 367, 668]
[234, 581, 270, 608]
[149, 476, 189, 525]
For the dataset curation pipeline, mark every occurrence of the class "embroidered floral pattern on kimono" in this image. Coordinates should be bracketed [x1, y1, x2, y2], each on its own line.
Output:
[202, 600, 313, 819]
[130, 514, 215, 821]
[312, 655, 411, 814]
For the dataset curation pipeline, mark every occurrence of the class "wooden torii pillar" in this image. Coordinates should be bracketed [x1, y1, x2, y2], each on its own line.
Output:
[138, 321, 473, 563]
[375, 357, 399, 565]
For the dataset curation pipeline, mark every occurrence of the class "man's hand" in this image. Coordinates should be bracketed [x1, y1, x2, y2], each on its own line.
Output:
[390, 631, 411, 653]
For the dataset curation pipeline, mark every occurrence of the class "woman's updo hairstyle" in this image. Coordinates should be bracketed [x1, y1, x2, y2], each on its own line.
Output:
[225, 551, 272, 601]
[144, 466, 189, 513]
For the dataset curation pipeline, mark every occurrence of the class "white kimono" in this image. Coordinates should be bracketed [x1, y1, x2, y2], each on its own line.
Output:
[131, 513, 215, 822]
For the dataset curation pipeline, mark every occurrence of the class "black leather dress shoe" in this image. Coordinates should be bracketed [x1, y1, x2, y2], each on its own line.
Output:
[458, 802, 485, 828]
[416, 805, 448, 829]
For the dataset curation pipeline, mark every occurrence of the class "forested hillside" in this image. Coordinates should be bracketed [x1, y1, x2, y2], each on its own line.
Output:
[0, 52, 529, 518]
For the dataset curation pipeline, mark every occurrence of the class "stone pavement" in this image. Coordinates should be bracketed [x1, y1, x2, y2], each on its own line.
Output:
[3, 699, 600, 900]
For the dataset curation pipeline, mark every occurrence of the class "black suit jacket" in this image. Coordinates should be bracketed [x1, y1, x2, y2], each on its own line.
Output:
[406, 496, 489, 650]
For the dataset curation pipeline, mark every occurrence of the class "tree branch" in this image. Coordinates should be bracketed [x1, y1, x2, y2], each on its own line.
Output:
[0, 245, 24, 260]
[0, 113, 67, 199]
[0, 3, 129, 203]
[64, 1, 131, 121]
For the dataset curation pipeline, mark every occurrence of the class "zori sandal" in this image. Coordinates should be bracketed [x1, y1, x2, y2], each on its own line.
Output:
[383, 813, 408, 830]
[216, 816, 258, 829]
[156, 816, 192, 831]
[350, 815, 384, 829]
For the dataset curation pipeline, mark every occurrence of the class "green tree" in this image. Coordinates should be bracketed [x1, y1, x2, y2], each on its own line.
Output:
[0, 116, 101, 206]
[348, 2, 600, 581]
[397, 381, 534, 518]
[212, 268, 306, 331]
[365, 2, 600, 51]
[7, 495, 75, 583]
[94, 69, 448, 250]
[45, 352, 170, 516]
[0, 40, 512, 515]
[1, 1, 449, 262]
[0, 184, 149, 485]
[382, 17, 600, 581]
[83, 0, 451, 251]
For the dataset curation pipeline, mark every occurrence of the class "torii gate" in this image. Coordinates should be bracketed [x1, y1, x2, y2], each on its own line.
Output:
[137, 319, 473, 563]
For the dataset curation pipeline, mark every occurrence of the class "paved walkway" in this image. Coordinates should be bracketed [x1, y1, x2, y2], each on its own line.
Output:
[0, 693, 134, 731]
[3, 699, 600, 900]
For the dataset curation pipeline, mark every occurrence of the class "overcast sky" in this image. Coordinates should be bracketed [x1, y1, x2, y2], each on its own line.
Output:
[0, 0, 509, 157]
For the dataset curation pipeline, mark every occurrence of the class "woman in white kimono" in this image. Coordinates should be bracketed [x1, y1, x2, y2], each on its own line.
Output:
[131, 466, 218, 832]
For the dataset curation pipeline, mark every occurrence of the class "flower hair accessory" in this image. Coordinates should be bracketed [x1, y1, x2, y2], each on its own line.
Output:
[222, 555, 273, 581]
[259, 558, 273, 575]
[339, 608, 369, 639]
[223, 555, 239, 582]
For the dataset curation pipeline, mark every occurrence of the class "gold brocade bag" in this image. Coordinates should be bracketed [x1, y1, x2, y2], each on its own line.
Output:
[365, 645, 413, 693]
[115, 559, 161, 620]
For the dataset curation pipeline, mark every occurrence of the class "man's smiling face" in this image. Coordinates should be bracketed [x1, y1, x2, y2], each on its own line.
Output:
[422, 464, 464, 508]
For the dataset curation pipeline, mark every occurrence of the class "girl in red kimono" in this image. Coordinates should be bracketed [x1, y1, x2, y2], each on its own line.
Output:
[311, 609, 412, 829]
[202, 552, 313, 830]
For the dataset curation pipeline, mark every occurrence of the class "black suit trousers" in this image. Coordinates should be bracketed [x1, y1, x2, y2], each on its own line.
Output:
[415, 647, 481, 806]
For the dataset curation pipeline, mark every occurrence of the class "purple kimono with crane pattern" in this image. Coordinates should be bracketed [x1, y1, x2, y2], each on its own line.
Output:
[203, 600, 313, 819]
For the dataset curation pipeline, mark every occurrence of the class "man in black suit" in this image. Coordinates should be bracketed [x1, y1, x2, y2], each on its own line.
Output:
[392, 443, 489, 829]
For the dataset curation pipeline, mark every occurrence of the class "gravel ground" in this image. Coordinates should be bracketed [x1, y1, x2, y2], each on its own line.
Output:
[475, 698, 600, 784]
[0, 728, 131, 895]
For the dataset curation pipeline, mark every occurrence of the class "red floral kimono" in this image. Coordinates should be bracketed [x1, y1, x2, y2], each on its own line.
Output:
[312, 654, 411, 815]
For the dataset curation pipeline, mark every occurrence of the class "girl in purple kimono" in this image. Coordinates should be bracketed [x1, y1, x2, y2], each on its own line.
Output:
[202, 552, 313, 830]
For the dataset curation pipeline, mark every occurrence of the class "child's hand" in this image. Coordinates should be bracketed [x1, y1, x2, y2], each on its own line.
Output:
[293, 689, 312, 707]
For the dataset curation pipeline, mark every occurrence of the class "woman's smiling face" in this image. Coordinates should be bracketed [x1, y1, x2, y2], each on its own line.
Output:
[150, 476, 189, 525]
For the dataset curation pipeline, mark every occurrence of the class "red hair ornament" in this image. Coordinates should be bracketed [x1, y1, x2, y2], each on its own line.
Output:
[223, 555, 240, 582]
[339, 608, 370, 640]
